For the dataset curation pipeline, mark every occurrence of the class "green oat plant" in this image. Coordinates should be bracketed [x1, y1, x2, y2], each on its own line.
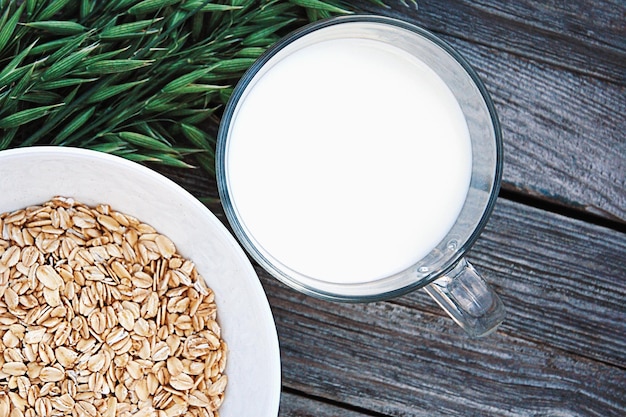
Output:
[0, 0, 406, 176]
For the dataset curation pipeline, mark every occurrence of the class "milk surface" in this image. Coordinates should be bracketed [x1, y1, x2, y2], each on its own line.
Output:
[226, 37, 472, 284]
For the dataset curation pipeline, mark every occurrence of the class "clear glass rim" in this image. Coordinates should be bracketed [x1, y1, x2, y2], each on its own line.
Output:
[216, 14, 503, 302]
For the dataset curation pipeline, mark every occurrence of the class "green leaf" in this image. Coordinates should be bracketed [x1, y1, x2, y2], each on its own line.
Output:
[53, 106, 96, 144]
[89, 141, 126, 153]
[241, 19, 297, 47]
[127, 0, 181, 15]
[180, 106, 218, 124]
[20, 91, 64, 105]
[86, 79, 150, 104]
[167, 83, 227, 94]
[305, 8, 331, 21]
[29, 37, 74, 56]
[161, 66, 215, 93]
[123, 149, 201, 168]
[99, 18, 163, 40]
[25, 0, 38, 17]
[288, 0, 351, 14]
[0, 127, 18, 150]
[133, 121, 163, 139]
[0, 6, 10, 30]
[78, 46, 131, 68]
[11, 65, 37, 94]
[110, 0, 142, 12]
[143, 93, 176, 111]
[218, 87, 232, 103]
[0, 41, 38, 86]
[0, 66, 35, 110]
[80, 0, 95, 19]
[144, 153, 195, 168]
[235, 47, 266, 59]
[161, 8, 187, 30]
[61, 85, 81, 104]
[39, 77, 99, 90]
[104, 106, 139, 128]
[213, 58, 257, 74]
[24, 21, 88, 35]
[46, 32, 93, 64]
[41, 43, 99, 81]
[194, 152, 215, 175]
[0, 104, 64, 129]
[191, 9, 202, 40]
[113, 131, 174, 152]
[253, 2, 294, 21]
[118, 152, 161, 163]
[0, 2, 25, 53]
[38, 0, 73, 21]
[181, 1, 244, 12]
[84, 59, 154, 75]
[180, 122, 214, 150]
[0, 63, 40, 88]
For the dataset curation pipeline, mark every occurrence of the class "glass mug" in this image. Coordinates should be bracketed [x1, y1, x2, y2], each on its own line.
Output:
[216, 15, 505, 337]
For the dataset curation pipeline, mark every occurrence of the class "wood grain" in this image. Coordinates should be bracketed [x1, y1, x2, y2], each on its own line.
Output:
[267, 272, 625, 417]
[463, 39, 626, 223]
[256, 197, 625, 417]
[397, 198, 626, 367]
[351, 0, 626, 85]
[279, 391, 373, 417]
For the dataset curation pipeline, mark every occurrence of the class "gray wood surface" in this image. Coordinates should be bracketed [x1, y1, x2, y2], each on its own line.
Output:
[279, 391, 372, 417]
[467, 38, 625, 223]
[351, 0, 626, 85]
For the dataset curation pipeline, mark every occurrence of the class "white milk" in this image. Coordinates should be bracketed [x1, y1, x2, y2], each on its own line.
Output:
[225, 37, 472, 284]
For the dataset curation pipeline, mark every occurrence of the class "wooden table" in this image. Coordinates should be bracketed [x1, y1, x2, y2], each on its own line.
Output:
[161, 1, 626, 415]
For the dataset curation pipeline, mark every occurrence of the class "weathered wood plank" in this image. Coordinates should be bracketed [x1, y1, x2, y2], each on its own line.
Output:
[266, 271, 625, 417]
[463, 39, 626, 223]
[469, 198, 626, 364]
[279, 391, 372, 417]
[394, 198, 626, 367]
[254, 197, 625, 416]
[350, 0, 626, 84]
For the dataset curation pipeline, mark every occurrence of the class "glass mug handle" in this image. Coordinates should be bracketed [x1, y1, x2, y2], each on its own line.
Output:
[423, 258, 506, 337]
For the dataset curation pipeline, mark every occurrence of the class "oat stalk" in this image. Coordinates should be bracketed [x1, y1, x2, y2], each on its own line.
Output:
[0, 0, 397, 174]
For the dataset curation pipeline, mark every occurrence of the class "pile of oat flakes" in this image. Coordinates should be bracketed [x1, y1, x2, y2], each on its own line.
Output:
[0, 196, 227, 417]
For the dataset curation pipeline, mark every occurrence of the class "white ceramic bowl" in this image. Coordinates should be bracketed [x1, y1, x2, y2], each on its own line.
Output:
[0, 147, 281, 417]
